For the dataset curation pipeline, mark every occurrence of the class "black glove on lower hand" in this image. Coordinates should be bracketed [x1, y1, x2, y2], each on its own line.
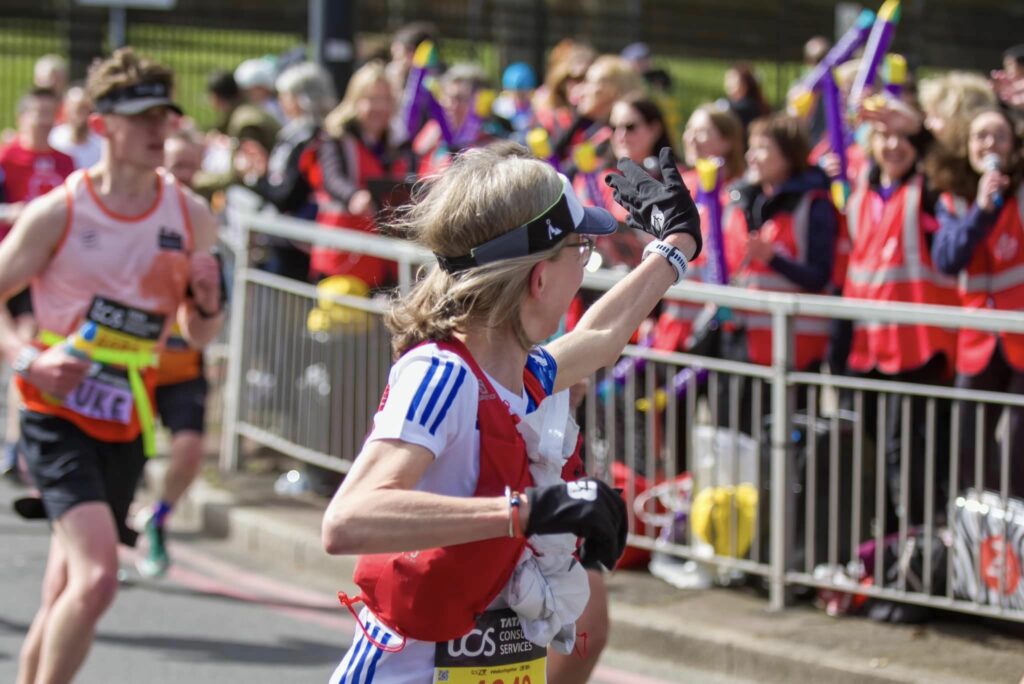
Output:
[524, 478, 628, 570]
[605, 146, 702, 259]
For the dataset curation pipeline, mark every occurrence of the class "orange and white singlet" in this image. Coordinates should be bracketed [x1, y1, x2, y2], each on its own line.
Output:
[17, 168, 194, 444]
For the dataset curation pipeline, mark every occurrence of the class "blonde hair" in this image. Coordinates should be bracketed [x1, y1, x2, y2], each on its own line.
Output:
[386, 142, 564, 356]
[85, 47, 173, 103]
[323, 61, 392, 139]
[919, 71, 997, 155]
[586, 55, 644, 100]
[691, 103, 746, 180]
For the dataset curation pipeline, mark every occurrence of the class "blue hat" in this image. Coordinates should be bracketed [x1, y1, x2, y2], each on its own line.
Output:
[502, 62, 537, 91]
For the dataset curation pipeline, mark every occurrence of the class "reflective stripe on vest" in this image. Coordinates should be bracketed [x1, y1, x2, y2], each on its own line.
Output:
[38, 329, 160, 457]
[845, 176, 957, 290]
[727, 192, 830, 368]
[735, 192, 814, 294]
[958, 185, 1024, 295]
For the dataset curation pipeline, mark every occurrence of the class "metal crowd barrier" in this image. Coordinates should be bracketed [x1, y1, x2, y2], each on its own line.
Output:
[220, 211, 1024, 624]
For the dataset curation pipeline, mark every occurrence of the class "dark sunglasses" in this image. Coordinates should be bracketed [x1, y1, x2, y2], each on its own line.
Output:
[612, 122, 639, 133]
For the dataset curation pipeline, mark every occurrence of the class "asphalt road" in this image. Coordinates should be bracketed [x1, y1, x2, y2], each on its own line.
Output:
[0, 474, 752, 684]
[1, 499, 348, 682]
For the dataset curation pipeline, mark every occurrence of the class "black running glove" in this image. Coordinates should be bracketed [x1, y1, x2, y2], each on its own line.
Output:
[605, 146, 703, 259]
[524, 478, 628, 570]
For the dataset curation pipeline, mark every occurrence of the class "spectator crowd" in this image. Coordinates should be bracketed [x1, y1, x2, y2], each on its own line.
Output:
[4, 19, 1024, 626]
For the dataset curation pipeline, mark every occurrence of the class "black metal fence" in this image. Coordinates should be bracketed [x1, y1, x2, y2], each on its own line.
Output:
[2, 0, 1021, 131]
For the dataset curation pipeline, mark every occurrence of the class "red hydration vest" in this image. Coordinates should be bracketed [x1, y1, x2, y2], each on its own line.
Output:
[942, 186, 1024, 375]
[299, 134, 409, 288]
[347, 338, 583, 644]
[722, 191, 833, 369]
[843, 175, 958, 375]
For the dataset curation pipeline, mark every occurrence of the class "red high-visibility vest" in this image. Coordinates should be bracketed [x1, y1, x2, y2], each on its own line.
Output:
[942, 186, 1024, 375]
[722, 191, 833, 369]
[843, 175, 958, 374]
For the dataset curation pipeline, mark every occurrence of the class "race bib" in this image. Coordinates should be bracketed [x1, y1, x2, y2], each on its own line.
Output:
[60, 296, 166, 424]
[64, 369, 133, 424]
[85, 295, 165, 354]
[433, 609, 546, 684]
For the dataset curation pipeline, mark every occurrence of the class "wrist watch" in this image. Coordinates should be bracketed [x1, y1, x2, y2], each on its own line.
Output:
[12, 345, 40, 378]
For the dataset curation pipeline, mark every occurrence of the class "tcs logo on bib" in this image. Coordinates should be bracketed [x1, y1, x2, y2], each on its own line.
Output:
[446, 627, 497, 659]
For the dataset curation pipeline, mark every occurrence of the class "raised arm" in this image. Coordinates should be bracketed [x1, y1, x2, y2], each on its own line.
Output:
[548, 148, 701, 392]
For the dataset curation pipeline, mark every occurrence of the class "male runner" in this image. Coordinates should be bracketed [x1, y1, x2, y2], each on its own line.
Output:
[0, 48, 224, 684]
[137, 128, 213, 578]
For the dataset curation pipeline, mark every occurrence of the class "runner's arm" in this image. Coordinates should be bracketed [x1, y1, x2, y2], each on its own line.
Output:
[322, 438, 529, 554]
[546, 231, 695, 394]
[0, 190, 68, 363]
[177, 188, 224, 348]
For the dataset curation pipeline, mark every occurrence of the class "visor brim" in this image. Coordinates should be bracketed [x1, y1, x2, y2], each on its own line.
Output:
[108, 97, 184, 116]
[577, 205, 618, 235]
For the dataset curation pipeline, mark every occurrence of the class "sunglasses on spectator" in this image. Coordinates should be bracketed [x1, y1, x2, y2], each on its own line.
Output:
[613, 121, 640, 133]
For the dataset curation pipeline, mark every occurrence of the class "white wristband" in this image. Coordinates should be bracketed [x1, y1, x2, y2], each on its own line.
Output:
[642, 239, 688, 284]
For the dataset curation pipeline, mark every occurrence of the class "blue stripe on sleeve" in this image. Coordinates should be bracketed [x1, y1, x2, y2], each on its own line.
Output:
[428, 365, 468, 435]
[363, 632, 391, 682]
[405, 357, 440, 422]
[348, 625, 380, 683]
[419, 359, 455, 427]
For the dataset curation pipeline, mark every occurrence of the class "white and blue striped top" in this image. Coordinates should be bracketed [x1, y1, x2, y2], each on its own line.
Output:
[328, 342, 558, 683]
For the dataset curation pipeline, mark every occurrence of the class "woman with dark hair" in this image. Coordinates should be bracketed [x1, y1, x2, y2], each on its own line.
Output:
[609, 95, 674, 167]
[722, 63, 772, 133]
[932, 106, 1024, 496]
[573, 94, 672, 270]
[563, 95, 672, 336]
[724, 114, 837, 373]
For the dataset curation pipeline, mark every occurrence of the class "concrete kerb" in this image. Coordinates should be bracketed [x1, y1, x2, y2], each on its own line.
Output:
[606, 602, 955, 684]
[144, 459, 1021, 684]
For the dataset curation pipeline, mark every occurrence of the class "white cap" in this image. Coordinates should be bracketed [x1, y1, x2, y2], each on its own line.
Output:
[234, 58, 277, 91]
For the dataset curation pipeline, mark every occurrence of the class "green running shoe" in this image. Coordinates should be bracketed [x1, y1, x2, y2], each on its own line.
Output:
[137, 513, 170, 579]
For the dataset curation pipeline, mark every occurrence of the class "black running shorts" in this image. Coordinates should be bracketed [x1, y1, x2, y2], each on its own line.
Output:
[155, 375, 208, 434]
[19, 410, 147, 546]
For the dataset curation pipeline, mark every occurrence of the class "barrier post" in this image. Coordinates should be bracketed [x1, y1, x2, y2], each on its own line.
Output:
[769, 307, 792, 611]
[219, 222, 251, 472]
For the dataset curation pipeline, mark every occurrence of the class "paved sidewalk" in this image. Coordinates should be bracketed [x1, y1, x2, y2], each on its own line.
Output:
[146, 458, 1024, 684]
